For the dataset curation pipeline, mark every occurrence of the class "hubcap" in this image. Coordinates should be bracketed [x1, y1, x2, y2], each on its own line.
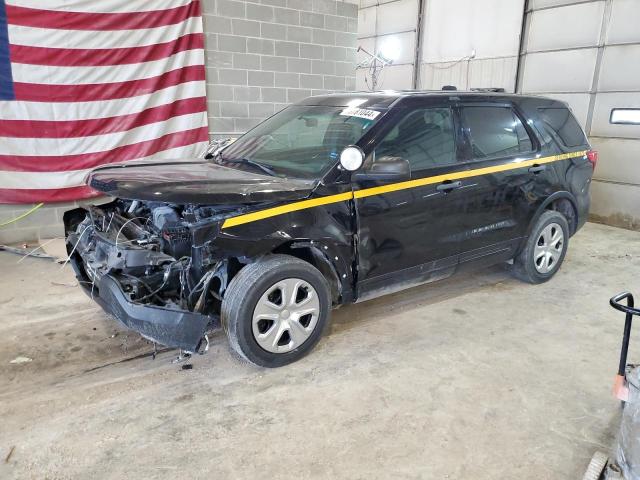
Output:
[252, 278, 320, 353]
[534, 222, 564, 274]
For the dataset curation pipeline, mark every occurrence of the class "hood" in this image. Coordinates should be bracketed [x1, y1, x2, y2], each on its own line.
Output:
[87, 158, 317, 204]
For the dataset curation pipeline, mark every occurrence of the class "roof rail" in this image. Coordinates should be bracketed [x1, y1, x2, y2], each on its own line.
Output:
[441, 85, 457, 91]
[470, 87, 506, 93]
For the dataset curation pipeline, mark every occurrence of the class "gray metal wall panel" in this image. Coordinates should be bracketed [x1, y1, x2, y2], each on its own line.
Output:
[420, 56, 519, 91]
[422, 0, 524, 62]
[590, 137, 640, 184]
[590, 180, 640, 229]
[530, 0, 592, 8]
[607, 0, 640, 44]
[379, 64, 415, 89]
[356, 0, 418, 89]
[519, 0, 640, 229]
[591, 92, 640, 138]
[521, 49, 598, 93]
[527, 2, 604, 52]
[375, 0, 419, 35]
[598, 44, 640, 91]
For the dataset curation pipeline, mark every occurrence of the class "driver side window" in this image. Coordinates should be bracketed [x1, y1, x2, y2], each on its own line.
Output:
[375, 107, 457, 171]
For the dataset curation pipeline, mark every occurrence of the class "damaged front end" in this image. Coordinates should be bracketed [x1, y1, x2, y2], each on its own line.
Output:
[63, 200, 234, 352]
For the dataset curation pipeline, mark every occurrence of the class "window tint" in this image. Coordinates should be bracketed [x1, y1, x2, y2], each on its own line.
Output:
[462, 106, 533, 159]
[538, 107, 587, 147]
[375, 107, 456, 170]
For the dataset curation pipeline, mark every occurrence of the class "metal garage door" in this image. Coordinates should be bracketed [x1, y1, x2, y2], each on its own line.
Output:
[518, 0, 640, 229]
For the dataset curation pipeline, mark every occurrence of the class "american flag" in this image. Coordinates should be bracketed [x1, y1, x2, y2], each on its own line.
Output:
[0, 0, 209, 203]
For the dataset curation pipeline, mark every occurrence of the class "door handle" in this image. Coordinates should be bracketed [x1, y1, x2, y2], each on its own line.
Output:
[436, 180, 462, 192]
[528, 165, 547, 174]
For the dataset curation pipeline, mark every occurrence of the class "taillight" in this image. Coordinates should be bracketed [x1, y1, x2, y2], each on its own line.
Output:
[587, 149, 598, 169]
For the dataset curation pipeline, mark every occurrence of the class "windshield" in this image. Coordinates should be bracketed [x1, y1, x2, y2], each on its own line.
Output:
[217, 105, 384, 178]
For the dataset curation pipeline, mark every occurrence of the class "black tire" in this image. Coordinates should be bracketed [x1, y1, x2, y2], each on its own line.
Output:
[582, 451, 608, 480]
[512, 210, 570, 284]
[221, 254, 331, 367]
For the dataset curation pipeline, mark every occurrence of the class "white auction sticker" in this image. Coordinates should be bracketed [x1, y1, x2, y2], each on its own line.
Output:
[339, 108, 381, 120]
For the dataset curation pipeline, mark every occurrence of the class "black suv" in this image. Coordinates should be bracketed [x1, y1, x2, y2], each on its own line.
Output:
[64, 91, 596, 367]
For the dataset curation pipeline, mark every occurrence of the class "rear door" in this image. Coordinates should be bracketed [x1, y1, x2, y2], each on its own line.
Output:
[455, 102, 543, 267]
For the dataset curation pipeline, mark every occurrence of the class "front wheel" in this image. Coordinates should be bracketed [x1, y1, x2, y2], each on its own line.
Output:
[512, 210, 570, 284]
[221, 255, 331, 367]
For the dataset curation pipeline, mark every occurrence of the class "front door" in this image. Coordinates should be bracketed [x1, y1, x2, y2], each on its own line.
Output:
[354, 103, 469, 300]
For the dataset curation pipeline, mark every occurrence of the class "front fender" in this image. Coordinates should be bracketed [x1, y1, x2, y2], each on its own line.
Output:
[209, 198, 356, 303]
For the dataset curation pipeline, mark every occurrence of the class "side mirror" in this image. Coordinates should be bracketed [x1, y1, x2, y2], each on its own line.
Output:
[353, 156, 411, 182]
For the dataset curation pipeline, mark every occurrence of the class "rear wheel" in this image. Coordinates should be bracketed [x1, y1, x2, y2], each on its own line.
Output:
[221, 255, 331, 367]
[512, 210, 570, 284]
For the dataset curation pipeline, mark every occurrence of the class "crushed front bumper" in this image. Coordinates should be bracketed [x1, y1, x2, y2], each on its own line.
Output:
[70, 258, 219, 352]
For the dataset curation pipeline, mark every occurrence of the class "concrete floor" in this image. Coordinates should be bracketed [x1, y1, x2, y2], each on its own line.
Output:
[1, 222, 640, 479]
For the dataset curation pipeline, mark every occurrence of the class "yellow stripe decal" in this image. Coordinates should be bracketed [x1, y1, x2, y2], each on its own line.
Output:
[221, 150, 587, 229]
[222, 191, 354, 228]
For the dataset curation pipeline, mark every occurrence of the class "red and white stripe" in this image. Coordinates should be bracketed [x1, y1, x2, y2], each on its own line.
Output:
[0, 0, 209, 203]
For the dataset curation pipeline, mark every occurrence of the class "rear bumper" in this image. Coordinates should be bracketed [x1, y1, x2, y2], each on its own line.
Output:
[576, 189, 590, 233]
[71, 258, 218, 352]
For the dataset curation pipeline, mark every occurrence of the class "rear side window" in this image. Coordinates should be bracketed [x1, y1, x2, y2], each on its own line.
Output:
[538, 107, 587, 147]
[376, 107, 456, 170]
[461, 106, 533, 159]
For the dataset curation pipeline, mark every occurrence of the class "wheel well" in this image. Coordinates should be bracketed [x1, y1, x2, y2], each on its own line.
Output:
[546, 197, 578, 234]
[272, 242, 341, 304]
[220, 245, 342, 306]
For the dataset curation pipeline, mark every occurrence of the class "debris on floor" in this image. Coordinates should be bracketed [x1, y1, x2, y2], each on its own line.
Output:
[5, 446, 15, 463]
[0, 244, 56, 261]
[9, 356, 32, 364]
[50, 280, 78, 287]
[0, 238, 68, 264]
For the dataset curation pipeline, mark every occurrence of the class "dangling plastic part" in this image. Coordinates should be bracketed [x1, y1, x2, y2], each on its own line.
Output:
[198, 335, 210, 355]
[172, 350, 192, 364]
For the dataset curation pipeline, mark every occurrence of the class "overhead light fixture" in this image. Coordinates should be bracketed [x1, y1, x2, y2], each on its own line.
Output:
[610, 108, 640, 125]
[378, 36, 401, 63]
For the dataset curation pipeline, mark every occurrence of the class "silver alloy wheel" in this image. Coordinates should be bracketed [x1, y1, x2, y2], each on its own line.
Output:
[252, 278, 320, 353]
[534, 222, 565, 274]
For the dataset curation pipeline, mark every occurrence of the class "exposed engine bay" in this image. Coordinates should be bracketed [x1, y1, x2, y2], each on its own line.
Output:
[64, 199, 243, 351]
[68, 199, 239, 311]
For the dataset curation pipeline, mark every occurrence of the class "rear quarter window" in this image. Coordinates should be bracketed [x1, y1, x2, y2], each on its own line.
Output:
[537, 107, 587, 148]
[461, 106, 534, 159]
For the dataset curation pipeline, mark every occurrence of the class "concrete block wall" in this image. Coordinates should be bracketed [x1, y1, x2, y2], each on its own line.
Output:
[0, 199, 110, 245]
[201, 0, 359, 136]
[0, 203, 62, 245]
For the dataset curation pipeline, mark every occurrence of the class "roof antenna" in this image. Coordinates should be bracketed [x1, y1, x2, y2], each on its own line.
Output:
[442, 85, 457, 91]
[356, 45, 393, 91]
